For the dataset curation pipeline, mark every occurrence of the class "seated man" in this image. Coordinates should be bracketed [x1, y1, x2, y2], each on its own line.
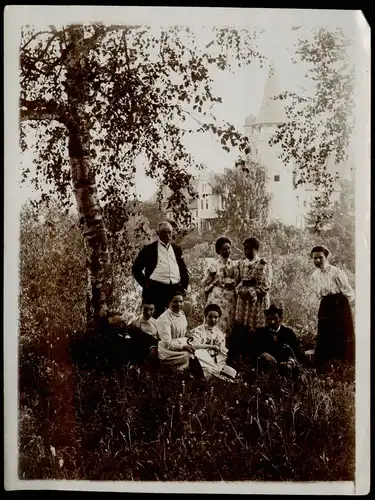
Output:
[249, 304, 306, 376]
[107, 304, 159, 367]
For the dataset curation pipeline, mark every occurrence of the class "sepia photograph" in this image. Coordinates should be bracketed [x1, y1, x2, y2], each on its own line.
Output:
[4, 6, 370, 494]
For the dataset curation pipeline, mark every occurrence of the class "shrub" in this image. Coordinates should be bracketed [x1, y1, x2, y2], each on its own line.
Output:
[19, 202, 87, 349]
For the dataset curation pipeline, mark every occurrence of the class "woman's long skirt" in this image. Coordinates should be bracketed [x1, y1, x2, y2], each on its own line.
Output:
[158, 339, 192, 370]
[315, 293, 355, 367]
[194, 349, 228, 379]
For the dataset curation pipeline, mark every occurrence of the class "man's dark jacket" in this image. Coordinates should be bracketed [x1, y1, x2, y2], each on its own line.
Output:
[132, 240, 189, 291]
[250, 324, 304, 364]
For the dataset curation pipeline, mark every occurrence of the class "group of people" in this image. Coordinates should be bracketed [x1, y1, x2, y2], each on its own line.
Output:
[109, 220, 355, 382]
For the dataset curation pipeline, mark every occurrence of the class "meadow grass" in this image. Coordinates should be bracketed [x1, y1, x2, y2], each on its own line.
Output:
[19, 335, 355, 482]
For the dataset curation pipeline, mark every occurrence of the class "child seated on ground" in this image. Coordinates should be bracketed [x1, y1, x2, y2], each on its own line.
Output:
[249, 304, 307, 376]
[189, 304, 236, 381]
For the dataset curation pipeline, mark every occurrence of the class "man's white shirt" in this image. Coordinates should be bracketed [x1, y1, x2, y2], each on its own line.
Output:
[149, 240, 181, 285]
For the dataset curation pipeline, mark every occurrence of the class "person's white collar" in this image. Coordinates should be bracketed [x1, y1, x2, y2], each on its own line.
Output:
[158, 239, 171, 249]
[169, 308, 184, 317]
[319, 263, 331, 273]
[270, 325, 281, 333]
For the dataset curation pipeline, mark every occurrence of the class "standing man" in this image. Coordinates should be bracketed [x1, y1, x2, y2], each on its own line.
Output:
[132, 221, 189, 318]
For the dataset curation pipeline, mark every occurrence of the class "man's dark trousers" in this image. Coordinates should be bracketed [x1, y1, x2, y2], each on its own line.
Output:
[143, 279, 181, 319]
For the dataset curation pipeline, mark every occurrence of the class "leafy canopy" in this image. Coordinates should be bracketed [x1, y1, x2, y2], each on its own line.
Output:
[20, 24, 265, 227]
[270, 27, 355, 223]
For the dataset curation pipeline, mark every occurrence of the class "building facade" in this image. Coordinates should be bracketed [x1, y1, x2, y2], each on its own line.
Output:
[149, 169, 222, 232]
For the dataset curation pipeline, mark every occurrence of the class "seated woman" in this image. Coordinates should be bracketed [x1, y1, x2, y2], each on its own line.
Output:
[156, 289, 202, 377]
[249, 304, 307, 376]
[189, 304, 234, 380]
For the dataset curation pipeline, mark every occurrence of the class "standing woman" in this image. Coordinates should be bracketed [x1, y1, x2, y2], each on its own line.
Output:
[228, 237, 272, 367]
[203, 236, 239, 339]
[310, 245, 355, 369]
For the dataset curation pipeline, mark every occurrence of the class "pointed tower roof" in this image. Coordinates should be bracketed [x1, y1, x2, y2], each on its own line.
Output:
[254, 61, 287, 126]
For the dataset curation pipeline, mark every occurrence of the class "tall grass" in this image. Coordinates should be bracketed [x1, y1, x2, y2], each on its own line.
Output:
[19, 356, 355, 481]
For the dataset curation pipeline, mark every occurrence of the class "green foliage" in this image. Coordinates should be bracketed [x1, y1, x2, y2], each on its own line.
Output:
[19, 201, 87, 347]
[20, 24, 263, 228]
[305, 180, 355, 272]
[19, 200, 141, 342]
[270, 27, 355, 224]
[212, 159, 271, 242]
[135, 201, 168, 235]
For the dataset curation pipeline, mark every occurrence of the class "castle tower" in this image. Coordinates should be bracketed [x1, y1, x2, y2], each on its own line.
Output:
[244, 62, 353, 229]
[244, 61, 303, 228]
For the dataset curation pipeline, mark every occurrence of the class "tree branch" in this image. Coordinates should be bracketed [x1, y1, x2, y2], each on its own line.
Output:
[20, 30, 56, 52]
[20, 98, 67, 124]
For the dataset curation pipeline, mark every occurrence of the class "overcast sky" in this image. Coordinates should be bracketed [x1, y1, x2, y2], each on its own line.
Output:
[15, 7, 360, 207]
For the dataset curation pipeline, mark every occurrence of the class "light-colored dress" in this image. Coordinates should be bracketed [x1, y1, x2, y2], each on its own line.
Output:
[235, 257, 272, 332]
[203, 258, 240, 338]
[156, 308, 192, 370]
[190, 323, 229, 379]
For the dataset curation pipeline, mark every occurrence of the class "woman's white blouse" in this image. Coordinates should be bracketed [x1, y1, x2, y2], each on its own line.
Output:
[311, 264, 355, 302]
[156, 309, 188, 351]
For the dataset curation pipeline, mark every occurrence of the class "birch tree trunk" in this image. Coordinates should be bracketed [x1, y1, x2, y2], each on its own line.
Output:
[69, 133, 112, 322]
[64, 26, 112, 323]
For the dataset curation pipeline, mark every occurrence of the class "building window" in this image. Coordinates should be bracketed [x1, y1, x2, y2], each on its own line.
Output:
[274, 174, 280, 182]
[303, 200, 307, 208]
[206, 200, 209, 210]
[196, 210, 198, 218]
[201, 200, 203, 210]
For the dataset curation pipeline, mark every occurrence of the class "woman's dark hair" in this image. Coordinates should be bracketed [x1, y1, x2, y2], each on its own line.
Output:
[243, 237, 260, 250]
[215, 236, 232, 254]
[168, 287, 186, 303]
[310, 245, 330, 258]
[204, 303, 222, 318]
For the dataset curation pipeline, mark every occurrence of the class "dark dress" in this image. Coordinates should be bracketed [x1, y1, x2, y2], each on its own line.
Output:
[312, 265, 355, 368]
[315, 294, 355, 366]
